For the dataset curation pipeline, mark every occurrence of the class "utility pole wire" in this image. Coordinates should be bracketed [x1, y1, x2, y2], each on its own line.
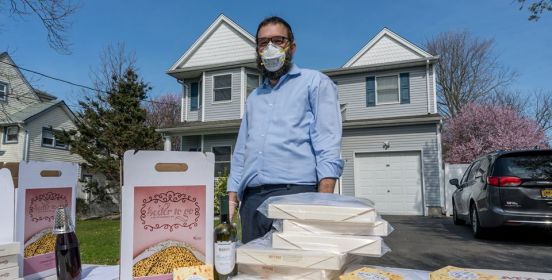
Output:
[0, 60, 180, 107]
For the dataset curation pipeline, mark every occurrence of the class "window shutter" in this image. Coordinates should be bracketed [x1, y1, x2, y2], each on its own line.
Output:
[400, 73, 410, 104]
[190, 82, 199, 111]
[366, 76, 375, 107]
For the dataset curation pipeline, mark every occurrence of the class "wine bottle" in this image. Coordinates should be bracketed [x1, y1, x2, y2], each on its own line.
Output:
[214, 194, 237, 280]
[53, 207, 82, 280]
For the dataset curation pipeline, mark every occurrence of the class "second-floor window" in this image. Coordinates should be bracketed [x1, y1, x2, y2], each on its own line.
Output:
[3, 126, 19, 143]
[376, 75, 399, 105]
[212, 145, 231, 176]
[247, 74, 260, 97]
[0, 82, 8, 101]
[190, 82, 200, 111]
[213, 74, 232, 102]
[42, 128, 68, 150]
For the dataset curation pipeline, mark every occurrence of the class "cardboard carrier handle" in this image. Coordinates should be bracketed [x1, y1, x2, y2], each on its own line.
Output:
[154, 163, 188, 172]
[40, 170, 62, 177]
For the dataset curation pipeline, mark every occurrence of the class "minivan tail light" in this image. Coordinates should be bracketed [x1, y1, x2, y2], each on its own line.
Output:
[487, 176, 522, 187]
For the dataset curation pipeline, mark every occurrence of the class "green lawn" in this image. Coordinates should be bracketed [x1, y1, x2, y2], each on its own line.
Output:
[76, 219, 121, 265]
[76, 217, 240, 265]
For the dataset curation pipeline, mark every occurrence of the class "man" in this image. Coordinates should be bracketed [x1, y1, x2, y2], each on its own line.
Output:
[227, 16, 343, 243]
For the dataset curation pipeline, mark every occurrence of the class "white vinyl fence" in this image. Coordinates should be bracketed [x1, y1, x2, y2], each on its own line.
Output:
[444, 163, 470, 216]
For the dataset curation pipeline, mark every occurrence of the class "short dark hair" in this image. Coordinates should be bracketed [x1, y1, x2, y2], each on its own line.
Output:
[255, 16, 294, 45]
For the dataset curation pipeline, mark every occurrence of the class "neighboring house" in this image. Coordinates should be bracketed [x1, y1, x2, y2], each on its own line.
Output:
[0, 52, 86, 193]
[159, 15, 444, 216]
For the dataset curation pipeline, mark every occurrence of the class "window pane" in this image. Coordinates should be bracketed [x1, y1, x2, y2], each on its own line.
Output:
[214, 75, 231, 89]
[190, 82, 199, 111]
[42, 129, 54, 146]
[0, 83, 5, 93]
[213, 146, 232, 162]
[214, 162, 230, 177]
[376, 76, 399, 104]
[214, 88, 231, 101]
[247, 74, 259, 97]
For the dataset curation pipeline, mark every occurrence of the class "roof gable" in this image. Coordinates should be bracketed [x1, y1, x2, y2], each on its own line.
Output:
[170, 14, 256, 71]
[0, 53, 41, 99]
[343, 28, 434, 68]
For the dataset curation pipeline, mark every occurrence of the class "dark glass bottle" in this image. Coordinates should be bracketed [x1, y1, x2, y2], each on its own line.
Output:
[214, 195, 237, 280]
[53, 207, 82, 280]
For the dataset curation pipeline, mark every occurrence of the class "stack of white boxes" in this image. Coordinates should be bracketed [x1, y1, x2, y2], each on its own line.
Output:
[236, 199, 392, 279]
[0, 242, 21, 280]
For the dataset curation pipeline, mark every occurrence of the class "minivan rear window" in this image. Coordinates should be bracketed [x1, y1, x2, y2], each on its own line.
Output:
[493, 153, 552, 180]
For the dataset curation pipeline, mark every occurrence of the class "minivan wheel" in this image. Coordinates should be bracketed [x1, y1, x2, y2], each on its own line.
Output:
[453, 201, 464, 225]
[470, 204, 486, 238]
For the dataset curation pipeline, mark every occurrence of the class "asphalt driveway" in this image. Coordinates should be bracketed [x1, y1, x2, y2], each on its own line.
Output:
[362, 216, 552, 273]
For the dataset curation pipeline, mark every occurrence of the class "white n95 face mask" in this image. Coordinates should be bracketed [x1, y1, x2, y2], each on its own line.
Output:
[260, 42, 287, 72]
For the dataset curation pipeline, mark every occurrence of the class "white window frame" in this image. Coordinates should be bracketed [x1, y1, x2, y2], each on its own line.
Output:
[41, 127, 68, 150]
[375, 74, 401, 105]
[246, 73, 260, 97]
[3, 126, 19, 144]
[212, 145, 232, 176]
[0, 81, 8, 101]
[212, 73, 233, 103]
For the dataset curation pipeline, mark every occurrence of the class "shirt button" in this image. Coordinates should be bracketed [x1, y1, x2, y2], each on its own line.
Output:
[261, 134, 265, 137]
[269, 103, 273, 106]
[258, 151, 263, 154]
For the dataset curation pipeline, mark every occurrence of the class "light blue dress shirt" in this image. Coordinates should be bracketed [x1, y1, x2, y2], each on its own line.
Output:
[227, 64, 344, 200]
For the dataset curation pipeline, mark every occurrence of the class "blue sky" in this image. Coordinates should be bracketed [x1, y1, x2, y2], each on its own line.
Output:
[1, 0, 550, 109]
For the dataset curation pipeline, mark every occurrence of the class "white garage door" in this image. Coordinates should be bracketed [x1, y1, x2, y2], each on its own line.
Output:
[354, 151, 424, 215]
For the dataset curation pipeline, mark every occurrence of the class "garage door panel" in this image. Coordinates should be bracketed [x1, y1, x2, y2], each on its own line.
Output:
[354, 151, 423, 215]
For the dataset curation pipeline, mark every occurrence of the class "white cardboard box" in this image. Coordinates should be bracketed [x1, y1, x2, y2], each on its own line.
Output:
[0, 255, 18, 271]
[0, 169, 15, 244]
[238, 263, 343, 280]
[0, 244, 19, 259]
[0, 266, 19, 280]
[282, 219, 391, 236]
[15, 162, 78, 280]
[272, 233, 383, 256]
[121, 151, 215, 280]
[268, 204, 377, 223]
[237, 242, 348, 270]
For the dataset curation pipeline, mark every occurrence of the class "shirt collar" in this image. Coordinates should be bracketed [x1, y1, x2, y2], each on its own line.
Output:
[262, 64, 302, 88]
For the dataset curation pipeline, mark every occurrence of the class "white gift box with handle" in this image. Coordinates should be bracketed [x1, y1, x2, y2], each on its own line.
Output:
[272, 232, 385, 257]
[237, 263, 343, 280]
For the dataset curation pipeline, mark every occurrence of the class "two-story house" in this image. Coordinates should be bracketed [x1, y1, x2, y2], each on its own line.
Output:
[0, 52, 83, 175]
[159, 15, 444, 216]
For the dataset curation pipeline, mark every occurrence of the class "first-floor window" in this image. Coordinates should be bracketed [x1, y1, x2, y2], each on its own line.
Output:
[4, 126, 19, 143]
[376, 75, 399, 104]
[212, 146, 232, 176]
[42, 128, 68, 150]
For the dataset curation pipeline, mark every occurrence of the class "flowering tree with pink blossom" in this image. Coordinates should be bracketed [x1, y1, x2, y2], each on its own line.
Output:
[443, 102, 549, 163]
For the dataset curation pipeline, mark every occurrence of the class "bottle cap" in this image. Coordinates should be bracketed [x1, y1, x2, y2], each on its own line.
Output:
[53, 207, 75, 234]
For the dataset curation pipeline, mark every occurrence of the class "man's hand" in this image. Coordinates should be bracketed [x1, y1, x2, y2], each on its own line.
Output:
[228, 191, 239, 221]
[318, 178, 336, 193]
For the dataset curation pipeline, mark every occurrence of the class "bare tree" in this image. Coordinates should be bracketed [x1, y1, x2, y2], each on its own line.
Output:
[90, 42, 136, 94]
[533, 89, 552, 133]
[426, 31, 517, 118]
[486, 89, 528, 115]
[4, 0, 79, 54]
[518, 0, 552, 20]
[144, 93, 181, 150]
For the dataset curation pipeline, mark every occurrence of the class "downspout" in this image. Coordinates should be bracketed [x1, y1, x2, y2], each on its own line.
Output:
[426, 59, 431, 114]
[23, 128, 29, 162]
[201, 72, 206, 122]
[433, 63, 437, 114]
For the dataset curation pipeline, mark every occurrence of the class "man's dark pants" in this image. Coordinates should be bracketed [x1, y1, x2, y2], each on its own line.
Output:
[239, 184, 317, 243]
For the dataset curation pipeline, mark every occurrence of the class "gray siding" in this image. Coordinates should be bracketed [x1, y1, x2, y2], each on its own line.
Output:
[26, 106, 82, 163]
[332, 66, 435, 121]
[0, 55, 42, 116]
[204, 68, 242, 121]
[181, 135, 201, 151]
[341, 124, 440, 207]
[203, 133, 237, 153]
